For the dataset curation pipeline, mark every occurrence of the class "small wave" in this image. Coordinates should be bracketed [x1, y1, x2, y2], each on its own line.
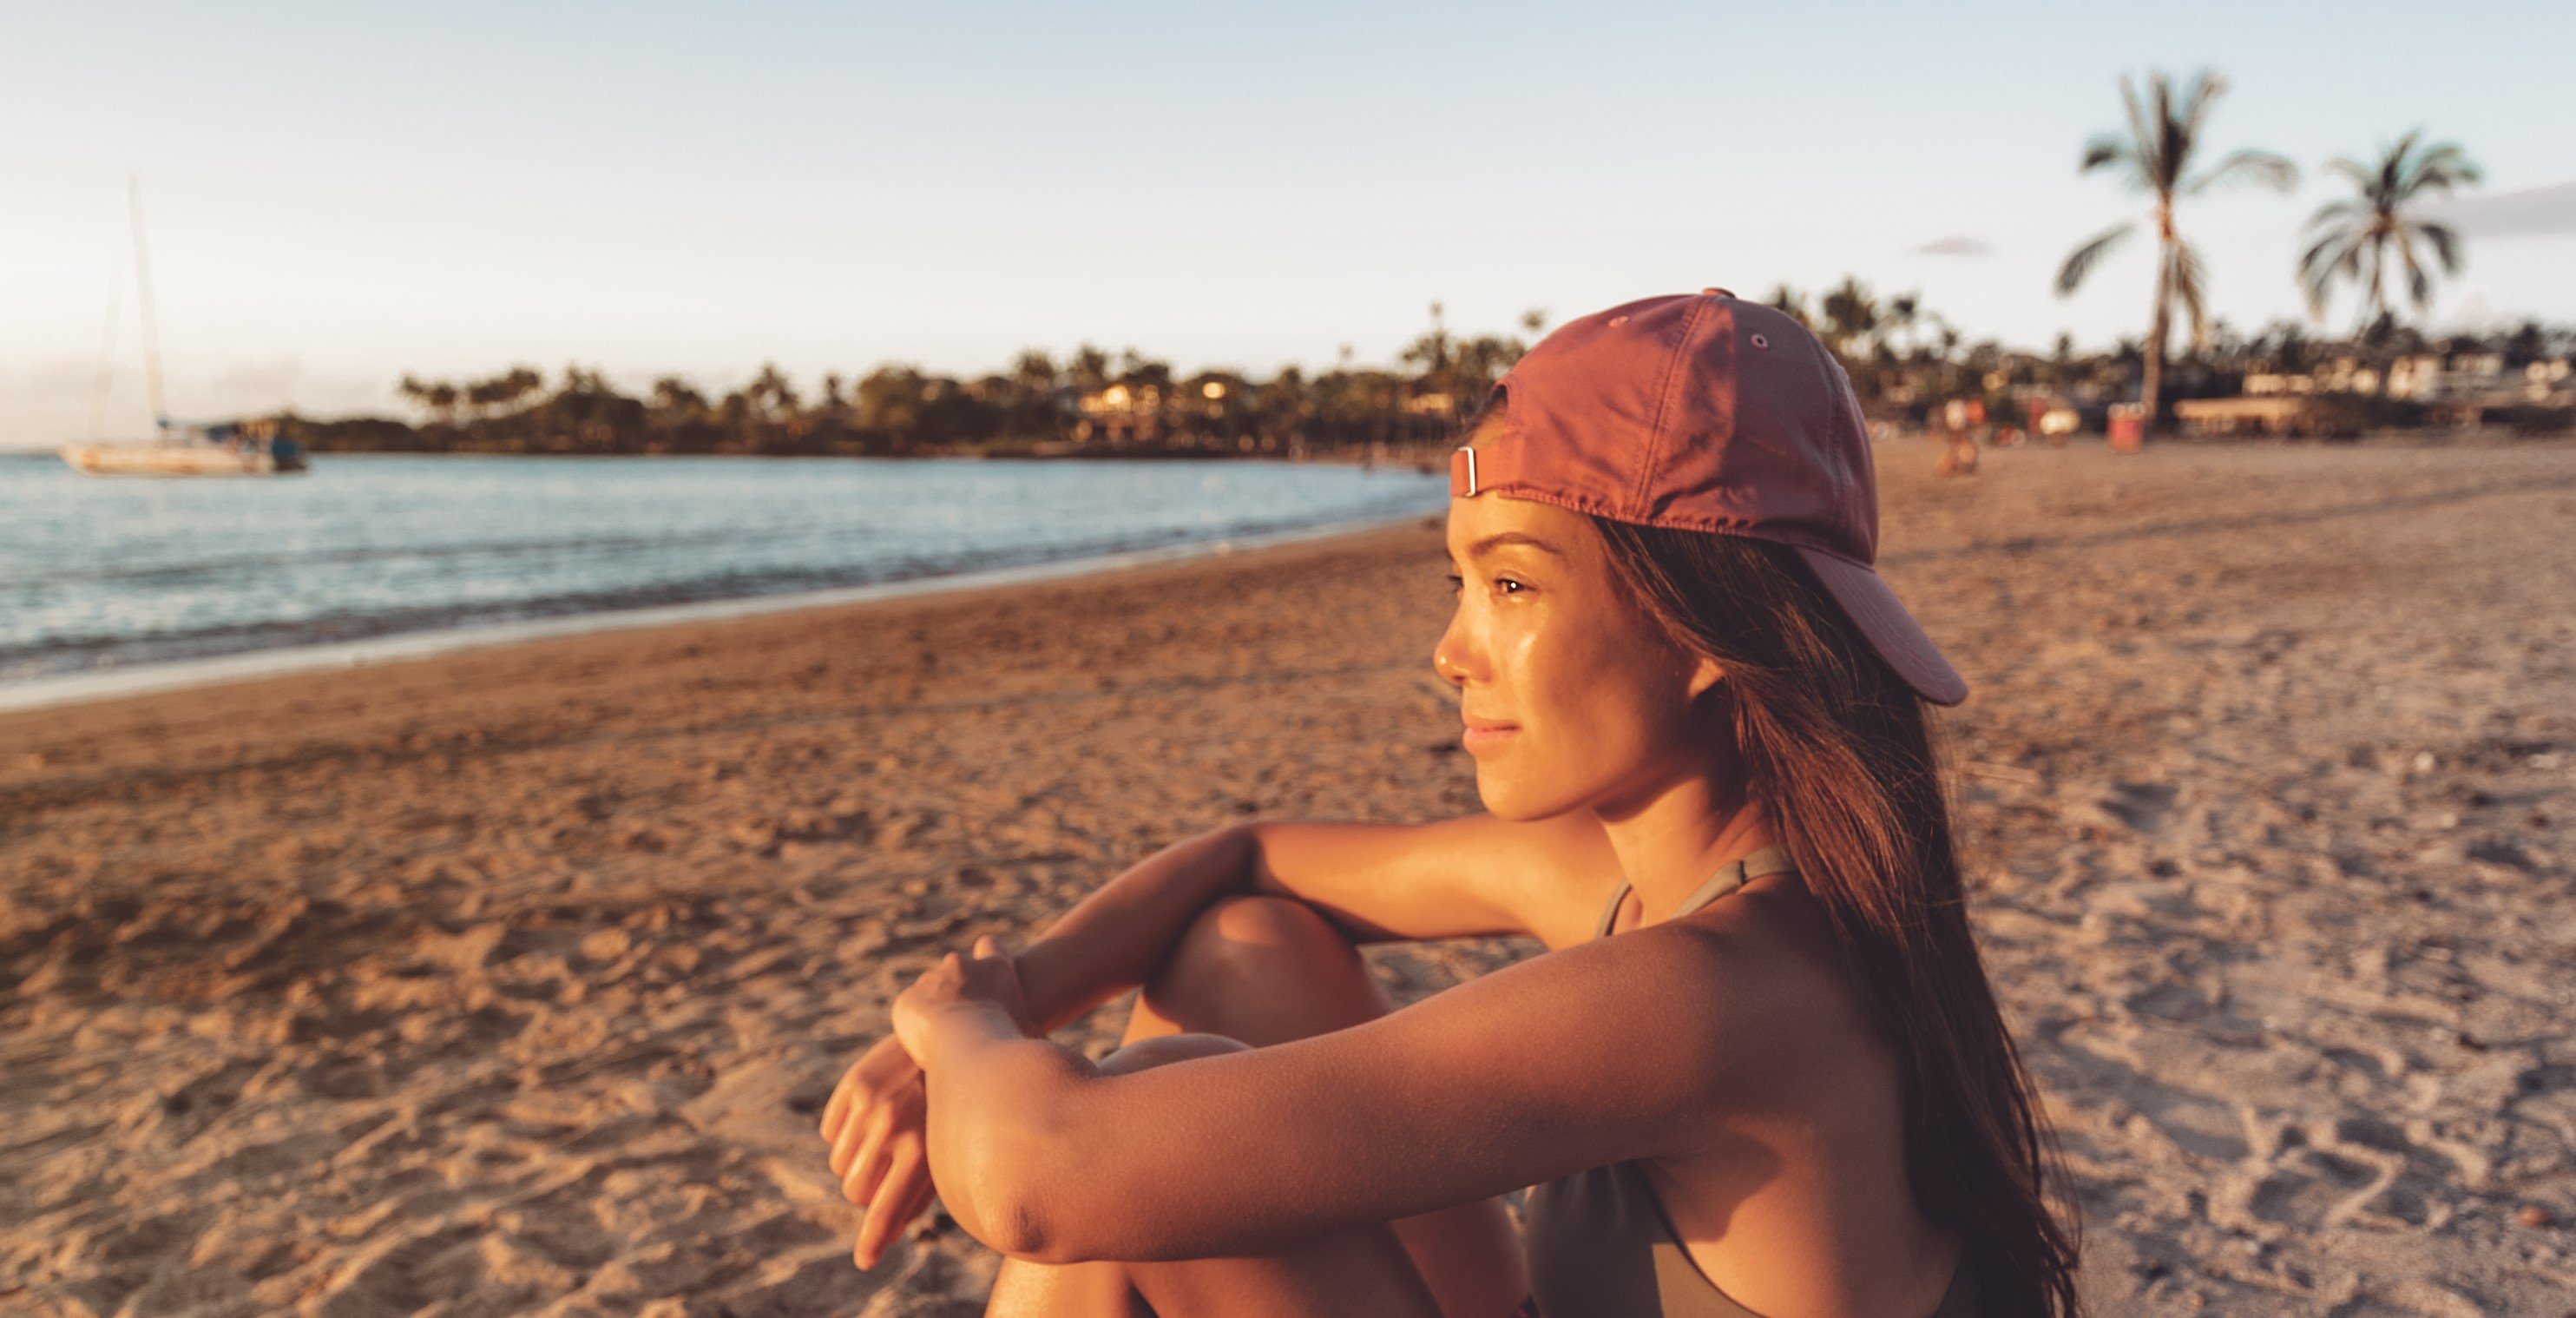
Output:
[22, 520, 877, 589]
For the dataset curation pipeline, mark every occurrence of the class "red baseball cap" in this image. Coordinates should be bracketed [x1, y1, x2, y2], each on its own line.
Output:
[1451, 288, 1967, 706]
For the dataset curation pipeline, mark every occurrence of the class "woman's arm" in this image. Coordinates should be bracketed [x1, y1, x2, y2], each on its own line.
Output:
[824, 812, 1616, 1266]
[826, 829, 1269, 1262]
[896, 917, 1798, 1266]
[1011, 811, 1618, 1037]
[1008, 825, 1259, 1035]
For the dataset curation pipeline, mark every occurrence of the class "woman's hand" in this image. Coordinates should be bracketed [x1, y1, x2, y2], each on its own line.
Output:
[820, 1034, 936, 1269]
[892, 935, 1036, 1063]
[822, 937, 1034, 1270]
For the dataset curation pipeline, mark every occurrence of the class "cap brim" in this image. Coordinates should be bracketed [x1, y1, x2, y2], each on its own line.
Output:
[1791, 548, 1968, 707]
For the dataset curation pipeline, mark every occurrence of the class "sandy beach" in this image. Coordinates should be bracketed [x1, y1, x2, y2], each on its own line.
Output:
[3, 440, 2573, 1317]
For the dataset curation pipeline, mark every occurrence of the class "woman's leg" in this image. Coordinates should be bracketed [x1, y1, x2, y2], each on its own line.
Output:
[1123, 896, 1529, 1316]
[985, 896, 1528, 1318]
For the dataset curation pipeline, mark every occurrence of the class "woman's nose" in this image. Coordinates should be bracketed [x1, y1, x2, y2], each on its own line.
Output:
[1432, 615, 1477, 688]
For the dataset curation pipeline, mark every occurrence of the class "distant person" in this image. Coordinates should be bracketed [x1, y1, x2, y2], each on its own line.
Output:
[824, 292, 2080, 1317]
[1935, 432, 1981, 477]
[1935, 400, 1981, 478]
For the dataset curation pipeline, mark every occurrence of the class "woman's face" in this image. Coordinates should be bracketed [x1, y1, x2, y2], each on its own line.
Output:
[1435, 495, 1725, 822]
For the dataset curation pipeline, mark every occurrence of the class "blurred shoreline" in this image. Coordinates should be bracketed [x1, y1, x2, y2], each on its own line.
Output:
[0, 454, 1443, 704]
[0, 509, 1432, 716]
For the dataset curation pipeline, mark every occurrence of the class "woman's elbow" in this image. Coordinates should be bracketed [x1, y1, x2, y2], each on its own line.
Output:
[956, 1185, 1055, 1262]
[935, 1100, 1104, 1263]
[951, 1170, 1107, 1266]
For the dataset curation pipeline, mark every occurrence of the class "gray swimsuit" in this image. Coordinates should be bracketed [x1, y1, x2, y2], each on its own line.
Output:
[1516, 847, 1979, 1318]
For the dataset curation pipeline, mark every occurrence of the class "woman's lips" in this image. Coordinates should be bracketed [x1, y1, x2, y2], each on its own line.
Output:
[1461, 718, 1519, 753]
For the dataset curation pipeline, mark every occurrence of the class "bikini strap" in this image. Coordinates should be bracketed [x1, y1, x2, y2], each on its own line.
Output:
[1593, 845, 1800, 939]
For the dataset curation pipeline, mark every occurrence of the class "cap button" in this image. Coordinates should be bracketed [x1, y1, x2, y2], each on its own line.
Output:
[1701, 287, 1734, 299]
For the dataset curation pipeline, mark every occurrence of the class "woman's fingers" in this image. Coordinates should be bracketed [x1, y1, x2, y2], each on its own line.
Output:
[827, 1071, 896, 1168]
[855, 1140, 929, 1269]
[832, 1089, 889, 1181]
[834, 1082, 925, 1207]
[888, 1175, 940, 1259]
[840, 1106, 897, 1204]
[823, 1035, 923, 1144]
[820, 1061, 862, 1143]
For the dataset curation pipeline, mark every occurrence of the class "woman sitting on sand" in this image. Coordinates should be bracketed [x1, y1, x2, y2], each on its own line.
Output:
[821, 291, 2080, 1318]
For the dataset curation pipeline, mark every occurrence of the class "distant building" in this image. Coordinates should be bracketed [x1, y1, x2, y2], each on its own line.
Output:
[2182, 341, 2574, 436]
[1074, 383, 1164, 445]
[2527, 359, 2573, 401]
[2385, 352, 2505, 402]
[2172, 395, 2326, 437]
[2243, 373, 2316, 396]
[2297, 349, 2526, 405]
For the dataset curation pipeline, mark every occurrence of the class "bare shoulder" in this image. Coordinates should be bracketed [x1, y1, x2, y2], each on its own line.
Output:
[1596, 879, 1896, 1121]
[1393, 881, 1868, 1104]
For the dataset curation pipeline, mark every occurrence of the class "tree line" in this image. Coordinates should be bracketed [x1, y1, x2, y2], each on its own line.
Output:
[286, 307, 1546, 459]
[1764, 276, 2572, 438]
[279, 292, 2572, 460]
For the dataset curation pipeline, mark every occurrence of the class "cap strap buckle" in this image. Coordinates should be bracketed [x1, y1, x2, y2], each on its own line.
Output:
[1449, 446, 1479, 498]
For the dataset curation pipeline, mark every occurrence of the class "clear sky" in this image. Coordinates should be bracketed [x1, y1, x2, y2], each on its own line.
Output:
[3, 1, 2569, 447]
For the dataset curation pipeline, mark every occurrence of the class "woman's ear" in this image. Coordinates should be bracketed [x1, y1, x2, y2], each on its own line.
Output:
[1685, 655, 1726, 702]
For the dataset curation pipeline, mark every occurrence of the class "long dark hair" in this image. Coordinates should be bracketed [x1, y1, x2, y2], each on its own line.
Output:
[1590, 517, 2082, 1318]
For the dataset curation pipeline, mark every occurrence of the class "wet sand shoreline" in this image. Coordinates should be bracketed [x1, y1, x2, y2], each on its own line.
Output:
[3, 441, 2573, 1315]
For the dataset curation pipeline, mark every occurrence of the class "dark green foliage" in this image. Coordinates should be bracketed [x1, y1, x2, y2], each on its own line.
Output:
[289, 293, 2575, 457]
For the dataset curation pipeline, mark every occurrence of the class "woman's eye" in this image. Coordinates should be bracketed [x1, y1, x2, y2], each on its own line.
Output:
[1443, 573, 1465, 595]
[1494, 577, 1528, 596]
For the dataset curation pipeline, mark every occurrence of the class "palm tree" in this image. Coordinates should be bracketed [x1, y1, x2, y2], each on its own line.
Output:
[398, 374, 463, 427]
[1009, 349, 1060, 402]
[463, 366, 542, 420]
[2056, 69, 2296, 440]
[1068, 345, 1113, 398]
[1764, 284, 1812, 329]
[1819, 276, 1881, 362]
[1399, 301, 1460, 425]
[744, 362, 799, 420]
[2297, 130, 2481, 329]
[650, 376, 708, 418]
[1876, 292, 1910, 357]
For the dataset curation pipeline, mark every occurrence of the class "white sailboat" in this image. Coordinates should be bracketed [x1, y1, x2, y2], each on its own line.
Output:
[58, 175, 306, 477]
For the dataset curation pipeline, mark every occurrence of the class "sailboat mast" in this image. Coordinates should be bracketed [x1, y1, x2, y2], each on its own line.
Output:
[89, 262, 124, 443]
[128, 172, 168, 428]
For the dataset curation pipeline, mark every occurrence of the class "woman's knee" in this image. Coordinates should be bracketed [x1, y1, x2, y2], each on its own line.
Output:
[1168, 895, 1350, 983]
[1140, 896, 1388, 1045]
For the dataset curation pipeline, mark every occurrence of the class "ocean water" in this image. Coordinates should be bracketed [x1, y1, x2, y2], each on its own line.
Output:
[0, 453, 1447, 686]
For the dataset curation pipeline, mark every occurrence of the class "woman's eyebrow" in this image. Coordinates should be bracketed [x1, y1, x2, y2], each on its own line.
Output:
[1466, 531, 1563, 557]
